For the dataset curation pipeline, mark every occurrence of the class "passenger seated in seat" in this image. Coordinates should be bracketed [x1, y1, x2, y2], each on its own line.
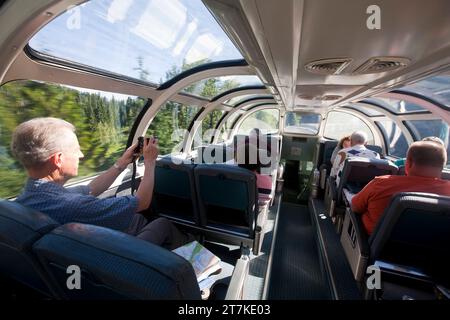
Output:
[235, 143, 272, 206]
[11, 117, 193, 250]
[330, 131, 380, 185]
[330, 135, 351, 165]
[352, 140, 450, 235]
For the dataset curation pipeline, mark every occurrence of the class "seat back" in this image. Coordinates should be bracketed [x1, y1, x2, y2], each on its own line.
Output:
[33, 223, 201, 299]
[338, 158, 398, 202]
[366, 144, 383, 157]
[196, 144, 234, 164]
[369, 192, 450, 287]
[153, 157, 199, 225]
[0, 200, 60, 297]
[194, 164, 258, 240]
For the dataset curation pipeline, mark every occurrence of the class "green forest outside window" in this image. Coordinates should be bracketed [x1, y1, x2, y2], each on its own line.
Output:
[0, 80, 145, 198]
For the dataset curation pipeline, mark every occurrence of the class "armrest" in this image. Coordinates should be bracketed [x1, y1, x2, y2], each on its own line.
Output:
[319, 164, 330, 190]
[340, 207, 370, 281]
[225, 252, 250, 300]
[328, 176, 338, 201]
[347, 209, 369, 255]
[253, 204, 269, 255]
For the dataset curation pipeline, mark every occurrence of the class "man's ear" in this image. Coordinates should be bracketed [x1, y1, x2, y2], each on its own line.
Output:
[405, 157, 412, 175]
[49, 152, 63, 169]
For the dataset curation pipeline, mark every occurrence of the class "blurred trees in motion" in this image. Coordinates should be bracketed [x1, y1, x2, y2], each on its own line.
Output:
[0, 80, 145, 198]
[0, 60, 252, 199]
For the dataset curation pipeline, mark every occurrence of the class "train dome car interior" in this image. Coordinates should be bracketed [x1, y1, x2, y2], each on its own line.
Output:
[0, 0, 449, 300]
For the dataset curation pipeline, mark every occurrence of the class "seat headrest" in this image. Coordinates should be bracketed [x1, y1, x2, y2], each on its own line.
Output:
[340, 158, 398, 187]
[0, 200, 59, 236]
[194, 163, 256, 180]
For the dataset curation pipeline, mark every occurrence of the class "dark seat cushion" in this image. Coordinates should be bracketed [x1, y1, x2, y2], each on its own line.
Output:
[0, 200, 60, 296]
[33, 223, 201, 300]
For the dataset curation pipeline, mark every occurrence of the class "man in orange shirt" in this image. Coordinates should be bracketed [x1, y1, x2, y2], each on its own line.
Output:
[351, 140, 450, 235]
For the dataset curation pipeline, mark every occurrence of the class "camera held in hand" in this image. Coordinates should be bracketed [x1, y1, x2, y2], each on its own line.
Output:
[133, 136, 150, 159]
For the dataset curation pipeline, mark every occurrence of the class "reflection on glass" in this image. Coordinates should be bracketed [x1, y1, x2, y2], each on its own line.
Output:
[183, 75, 263, 99]
[29, 0, 242, 85]
[225, 94, 272, 106]
[146, 101, 199, 155]
[324, 111, 374, 144]
[0, 80, 145, 198]
[377, 120, 409, 158]
[200, 110, 224, 143]
[401, 74, 450, 108]
[367, 97, 425, 114]
[238, 109, 279, 135]
[284, 112, 321, 135]
[406, 119, 449, 166]
[348, 104, 384, 117]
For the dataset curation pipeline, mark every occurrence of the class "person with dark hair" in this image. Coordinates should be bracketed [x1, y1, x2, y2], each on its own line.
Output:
[352, 140, 450, 235]
[331, 131, 380, 185]
[235, 142, 272, 205]
[330, 135, 351, 164]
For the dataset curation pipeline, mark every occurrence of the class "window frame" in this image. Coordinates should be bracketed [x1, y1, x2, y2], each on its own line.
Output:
[282, 111, 322, 136]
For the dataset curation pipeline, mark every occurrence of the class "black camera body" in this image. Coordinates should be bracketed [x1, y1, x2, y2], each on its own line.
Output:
[134, 136, 158, 160]
[134, 136, 149, 158]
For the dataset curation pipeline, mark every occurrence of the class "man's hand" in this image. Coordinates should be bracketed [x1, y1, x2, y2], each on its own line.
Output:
[143, 136, 159, 165]
[116, 142, 138, 169]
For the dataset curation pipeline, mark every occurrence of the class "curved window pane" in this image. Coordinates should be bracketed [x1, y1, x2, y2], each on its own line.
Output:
[183, 76, 263, 99]
[346, 104, 384, 117]
[225, 94, 272, 107]
[226, 111, 243, 129]
[406, 119, 449, 167]
[198, 110, 224, 144]
[401, 74, 450, 108]
[217, 110, 243, 142]
[29, 0, 242, 85]
[225, 94, 259, 106]
[242, 102, 276, 112]
[0, 80, 145, 198]
[146, 101, 199, 155]
[376, 120, 408, 158]
[284, 112, 321, 135]
[406, 119, 449, 141]
[237, 109, 279, 135]
[367, 97, 425, 114]
[324, 111, 374, 144]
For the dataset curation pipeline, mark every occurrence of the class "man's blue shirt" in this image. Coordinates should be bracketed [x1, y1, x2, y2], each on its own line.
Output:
[15, 178, 138, 231]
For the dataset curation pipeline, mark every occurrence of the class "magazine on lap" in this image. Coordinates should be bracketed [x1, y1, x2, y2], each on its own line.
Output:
[172, 241, 222, 283]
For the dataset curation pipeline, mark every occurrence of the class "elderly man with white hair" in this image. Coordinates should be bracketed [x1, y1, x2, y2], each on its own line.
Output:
[330, 131, 380, 185]
[11, 117, 192, 250]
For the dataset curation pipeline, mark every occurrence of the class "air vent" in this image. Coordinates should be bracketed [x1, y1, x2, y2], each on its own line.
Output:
[353, 57, 410, 74]
[321, 95, 342, 101]
[304, 58, 352, 75]
[297, 94, 315, 100]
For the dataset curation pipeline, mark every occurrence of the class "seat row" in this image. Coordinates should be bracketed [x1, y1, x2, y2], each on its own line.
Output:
[341, 192, 450, 299]
[153, 157, 268, 252]
[318, 156, 450, 299]
[0, 200, 201, 299]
